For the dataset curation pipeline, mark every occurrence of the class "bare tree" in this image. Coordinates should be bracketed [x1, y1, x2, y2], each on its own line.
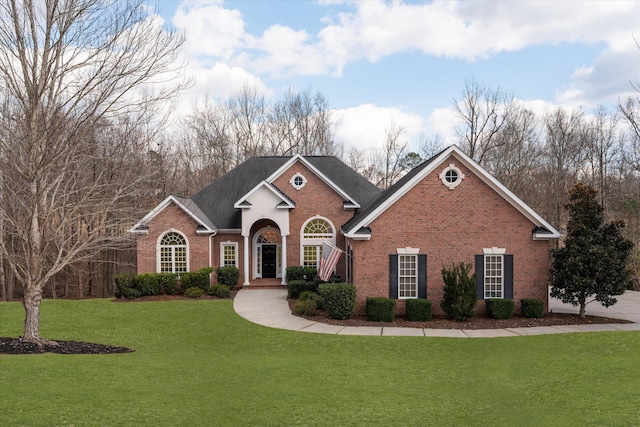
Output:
[0, 0, 186, 344]
[453, 78, 515, 163]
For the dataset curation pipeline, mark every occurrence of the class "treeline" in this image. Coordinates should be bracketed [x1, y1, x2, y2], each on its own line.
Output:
[1, 79, 639, 299]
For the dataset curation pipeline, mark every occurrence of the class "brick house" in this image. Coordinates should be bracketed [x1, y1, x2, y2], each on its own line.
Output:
[130, 145, 560, 315]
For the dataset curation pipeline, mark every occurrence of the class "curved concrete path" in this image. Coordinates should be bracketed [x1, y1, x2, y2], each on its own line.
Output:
[233, 288, 640, 338]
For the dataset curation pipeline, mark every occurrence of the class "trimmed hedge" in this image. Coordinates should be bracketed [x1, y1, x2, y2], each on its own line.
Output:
[366, 297, 396, 322]
[158, 273, 178, 295]
[485, 299, 515, 319]
[136, 273, 160, 296]
[208, 284, 231, 298]
[521, 298, 544, 318]
[184, 287, 204, 298]
[114, 273, 137, 298]
[318, 283, 356, 320]
[299, 291, 323, 310]
[286, 266, 317, 282]
[179, 268, 213, 292]
[287, 280, 317, 299]
[293, 299, 317, 316]
[216, 266, 240, 289]
[406, 299, 432, 321]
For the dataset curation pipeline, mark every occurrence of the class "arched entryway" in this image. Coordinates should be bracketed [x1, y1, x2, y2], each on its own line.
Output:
[252, 225, 283, 280]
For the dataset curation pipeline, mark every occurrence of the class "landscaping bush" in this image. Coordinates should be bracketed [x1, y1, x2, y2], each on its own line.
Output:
[366, 297, 396, 322]
[485, 299, 515, 319]
[521, 298, 544, 318]
[136, 273, 160, 296]
[208, 284, 231, 298]
[114, 273, 137, 298]
[299, 291, 323, 310]
[287, 280, 317, 299]
[286, 266, 317, 282]
[406, 299, 432, 321]
[318, 283, 356, 320]
[440, 262, 477, 321]
[120, 287, 141, 300]
[157, 273, 178, 295]
[180, 267, 213, 292]
[184, 287, 204, 298]
[216, 266, 240, 289]
[293, 299, 317, 316]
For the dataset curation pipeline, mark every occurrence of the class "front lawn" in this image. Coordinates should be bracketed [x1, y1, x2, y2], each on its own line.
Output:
[1, 299, 639, 426]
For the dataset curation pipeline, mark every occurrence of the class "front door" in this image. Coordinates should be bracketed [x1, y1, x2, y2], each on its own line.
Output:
[262, 245, 277, 278]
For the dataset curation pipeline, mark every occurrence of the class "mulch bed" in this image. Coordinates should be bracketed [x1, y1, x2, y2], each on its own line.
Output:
[0, 338, 135, 355]
[288, 299, 632, 330]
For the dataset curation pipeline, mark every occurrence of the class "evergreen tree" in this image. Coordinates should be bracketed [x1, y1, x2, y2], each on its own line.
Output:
[550, 184, 633, 318]
[440, 262, 477, 321]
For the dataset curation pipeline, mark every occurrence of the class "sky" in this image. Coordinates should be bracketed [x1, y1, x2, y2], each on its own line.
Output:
[152, 0, 640, 152]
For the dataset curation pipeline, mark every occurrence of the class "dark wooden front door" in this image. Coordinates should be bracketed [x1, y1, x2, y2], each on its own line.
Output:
[262, 245, 277, 278]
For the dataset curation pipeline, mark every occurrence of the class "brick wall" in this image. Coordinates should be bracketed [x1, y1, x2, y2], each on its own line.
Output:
[135, 203, 210, 277]
[350, 156, 552, 316]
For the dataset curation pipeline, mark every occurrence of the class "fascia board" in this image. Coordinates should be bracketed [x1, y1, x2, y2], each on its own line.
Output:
[344, 145, 560, 239]
[128, 195, 215, 234]
[266, 154, 361, 209]
[234, 181, 295, 209]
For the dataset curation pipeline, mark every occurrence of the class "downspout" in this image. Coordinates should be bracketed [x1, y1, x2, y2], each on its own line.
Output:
[209, 231, 217, 285]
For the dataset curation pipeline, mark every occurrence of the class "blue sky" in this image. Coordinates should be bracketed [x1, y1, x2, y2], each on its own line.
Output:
[153, 0, 640, 152]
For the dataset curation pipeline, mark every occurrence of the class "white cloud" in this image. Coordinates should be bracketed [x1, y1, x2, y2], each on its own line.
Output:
[333, 104, 425, 151]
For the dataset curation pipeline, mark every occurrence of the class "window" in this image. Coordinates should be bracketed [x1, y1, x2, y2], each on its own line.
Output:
[220, 242, 237, 267]
[300, 217, 335, 268]
[398, 254, 418, 298]
[484, 254, 503, 298]
[439, 164, 464, 189]
[290, 173, 307, 190]
[159, 232, 187, 273]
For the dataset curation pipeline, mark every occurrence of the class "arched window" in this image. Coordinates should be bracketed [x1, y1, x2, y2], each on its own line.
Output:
[300, 217, 335, 269]
[159, 232, 187, 273]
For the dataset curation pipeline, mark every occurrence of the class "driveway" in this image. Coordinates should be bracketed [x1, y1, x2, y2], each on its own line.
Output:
[549, 289, 640, 323]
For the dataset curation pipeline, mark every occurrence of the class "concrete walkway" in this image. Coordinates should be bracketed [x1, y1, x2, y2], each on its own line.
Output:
[233, 288, 640, 338]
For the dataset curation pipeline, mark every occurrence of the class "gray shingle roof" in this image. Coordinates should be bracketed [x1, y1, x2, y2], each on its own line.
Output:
[189, 155, 381, 230]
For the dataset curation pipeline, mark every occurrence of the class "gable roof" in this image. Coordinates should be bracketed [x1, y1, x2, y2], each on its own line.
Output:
[129, 195, 216, 234]
[189, 155, 381, 230]
[342, 145, 560, 240]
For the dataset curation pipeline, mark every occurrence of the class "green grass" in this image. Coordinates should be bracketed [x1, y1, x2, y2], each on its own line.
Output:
[1, 299, 639, 426]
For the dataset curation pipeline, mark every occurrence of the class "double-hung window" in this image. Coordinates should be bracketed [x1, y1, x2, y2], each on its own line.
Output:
[484, 254, 504, 299]
[398, 254, 418, 299]
[221, 242, 238, 267]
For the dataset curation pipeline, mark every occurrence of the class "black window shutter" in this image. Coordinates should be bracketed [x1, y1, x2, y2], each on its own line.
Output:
[475, 254, 484, 299]
[504, 254, 514, 299]
[418, 254, 427, 298]
[389, 254, 398, 299]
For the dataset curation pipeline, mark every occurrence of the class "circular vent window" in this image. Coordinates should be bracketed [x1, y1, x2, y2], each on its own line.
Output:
[439, 164, 464, 190]
[290, 173, 307, 190]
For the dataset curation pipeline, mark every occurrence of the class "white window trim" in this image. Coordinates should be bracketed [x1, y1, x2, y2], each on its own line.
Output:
[483, 252, 505, 299]
[156, 229, 189, 273]
[299, 216, 336, 265]
[483, 247, 506, 255]
[397, 247, 420, 255]
[398, 253, 418, 299]
[220, 242, 238, 267]
[290, 172, 307, 190]
[439, 164, 465, 190]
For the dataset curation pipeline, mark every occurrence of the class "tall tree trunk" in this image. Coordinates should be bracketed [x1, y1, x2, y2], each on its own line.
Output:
[22, 285, 56, 345]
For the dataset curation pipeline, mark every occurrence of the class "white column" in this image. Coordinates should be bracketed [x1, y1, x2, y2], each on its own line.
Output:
[243, 234, 250, 286]
[281, 235, 287, 285]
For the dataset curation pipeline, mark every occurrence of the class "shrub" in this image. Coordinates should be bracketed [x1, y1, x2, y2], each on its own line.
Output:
[366, 297, 396, 322]
[485, 299, 515, 319]
[318, 283, 356, 320]
[293, 299, 317, 316]
[521, 298, 544, 318]
[121, 287, 141, 299]
[208, 284, 231, 298]
[406, 299, 432, 321]
[114, 273, 136, 298]
[184, 287, 204, 298]
[287, 280, 317, 299]
[136, 273, 160, 296]
[157, 273, 178, 295]
[180, 268, 213, 292]
[216, 266, 240, 289]
[440, 262, 477, 321]
[299, 291, 323, 309]
[286, 266, 317, 282]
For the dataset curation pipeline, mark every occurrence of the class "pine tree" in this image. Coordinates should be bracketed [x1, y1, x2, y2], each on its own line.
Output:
[550, 184, 633, 318]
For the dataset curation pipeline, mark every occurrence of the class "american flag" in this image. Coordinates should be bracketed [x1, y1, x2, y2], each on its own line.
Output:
[318, 242, 342, 282]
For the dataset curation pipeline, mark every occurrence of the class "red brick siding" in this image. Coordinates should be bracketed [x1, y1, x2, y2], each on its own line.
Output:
[350, 157, 551, 316]
[135, 204, 210, 277]
[272, 161, 353, 277]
